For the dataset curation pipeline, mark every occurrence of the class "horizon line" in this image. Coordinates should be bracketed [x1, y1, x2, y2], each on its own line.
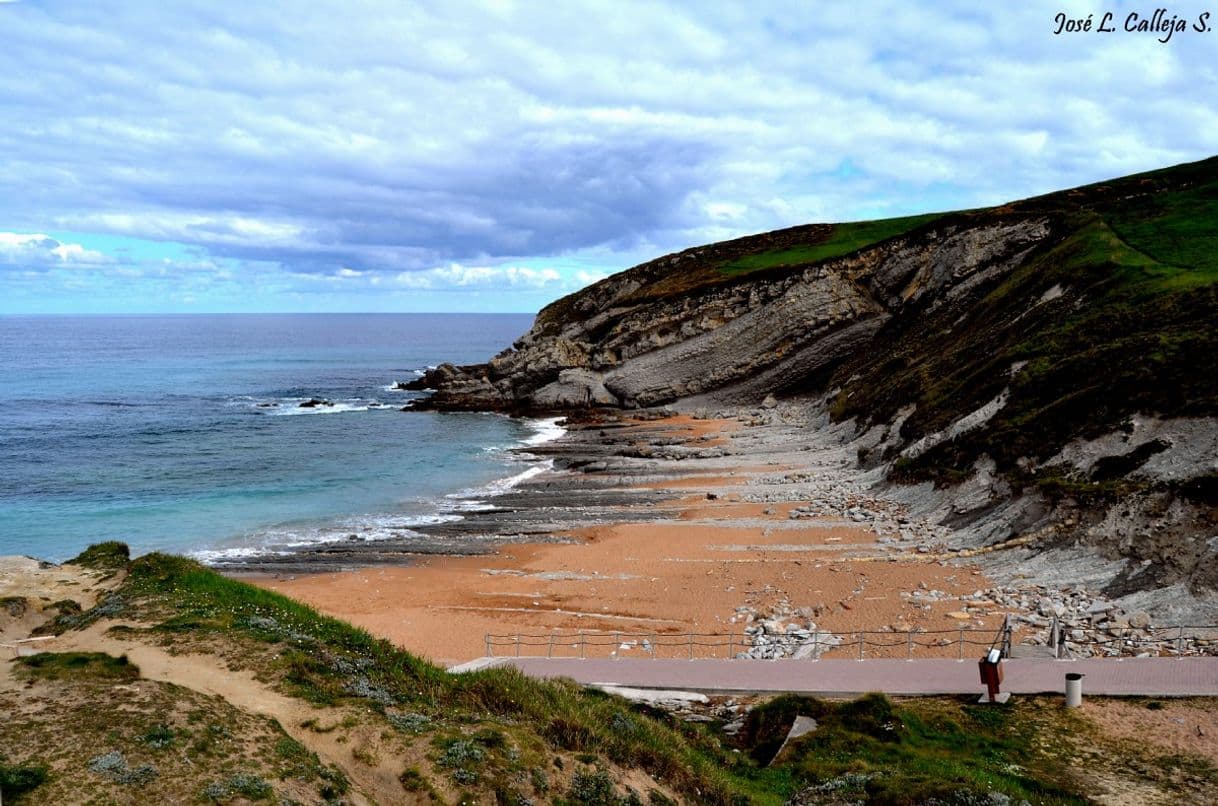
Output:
[0, 310, 541, 317]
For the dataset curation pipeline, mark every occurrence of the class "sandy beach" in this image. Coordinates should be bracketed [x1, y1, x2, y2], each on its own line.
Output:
[249, 412, 1010, 664]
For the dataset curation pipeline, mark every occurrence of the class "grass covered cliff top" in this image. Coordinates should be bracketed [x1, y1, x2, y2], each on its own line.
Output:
[538, 155, 1218, 322]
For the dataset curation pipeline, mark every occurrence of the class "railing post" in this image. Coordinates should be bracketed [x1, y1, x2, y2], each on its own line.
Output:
[958, 627, 964, 661]
[649, 634, 655, 659]
[579, 631, 585, 659]
[515, 634, 521, 657]
[1177, 625, 1184, 658]
[486, 634, 493, 658]
[1049, 616, 1058, 659]
[547, 632, 554, 658]
[812, 630, 819, 660]
[614, 631, 621, 660]
[906, 630, 913, 661]
[727, 634, 734, 659]
[857, 631, 864, 661]
[688, 633, 694, 660]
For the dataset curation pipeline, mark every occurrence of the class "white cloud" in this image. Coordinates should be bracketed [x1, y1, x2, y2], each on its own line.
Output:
[390, 263, 564, 290]
[0, 232, 110, 267]
[0, 0, 1216, 311]
[71, 214, 308, 250]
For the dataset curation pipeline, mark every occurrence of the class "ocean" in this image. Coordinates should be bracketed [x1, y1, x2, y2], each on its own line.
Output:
[0, 313, 555, 563]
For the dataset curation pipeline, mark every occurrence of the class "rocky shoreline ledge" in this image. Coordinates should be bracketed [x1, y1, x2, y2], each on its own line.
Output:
[224, 399, 1217, 661]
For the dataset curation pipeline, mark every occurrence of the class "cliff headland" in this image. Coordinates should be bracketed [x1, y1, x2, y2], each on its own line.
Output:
[405, 156, 1218, 620]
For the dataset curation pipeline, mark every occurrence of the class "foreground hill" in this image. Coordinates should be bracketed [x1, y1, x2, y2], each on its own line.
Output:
[411, 157, 1218, 609]
[3, 543, 1217, 804]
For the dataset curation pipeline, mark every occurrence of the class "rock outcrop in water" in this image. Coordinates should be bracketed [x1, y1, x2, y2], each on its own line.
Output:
[409, 156, 1218, 605]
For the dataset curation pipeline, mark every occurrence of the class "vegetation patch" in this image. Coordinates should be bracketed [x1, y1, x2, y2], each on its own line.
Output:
[17, 651, 140, 682]
[34, 592, 128, 635]
[387, 710, 433, 734]
[66, 540, 131, 570]
[743, 694, 1084, 804]
[87, 751, 158, 786]
[0, 758, 49, 802]
[201, 772, 273, 802]
[565, 767, 643, 805]
[140, 724, 176, 749]
[719, 213, 943, 276]
[1, 595, 29, 617]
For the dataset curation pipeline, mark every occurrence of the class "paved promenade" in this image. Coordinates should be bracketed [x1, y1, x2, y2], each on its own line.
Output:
[451, 657, 1218, 697]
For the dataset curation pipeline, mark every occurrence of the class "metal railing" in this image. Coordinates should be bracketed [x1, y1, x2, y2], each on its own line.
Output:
[485, 620, 1009, 661]
[484, 618, 1218, 661]
[1040, 617, 1218, 659]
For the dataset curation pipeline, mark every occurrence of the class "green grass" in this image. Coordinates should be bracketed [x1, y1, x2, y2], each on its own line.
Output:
[1, 595, 28, 616]
[114, 551, 769, 805]
[0, 758, 49, 802]
[719, 213, 943, 276]
[17, 652, 140, 682]
[66, 541, 131, 570]
[744, 694, 1083, 804]
[59, 543, 1214, 803]
[1103, 176, 1218, 281]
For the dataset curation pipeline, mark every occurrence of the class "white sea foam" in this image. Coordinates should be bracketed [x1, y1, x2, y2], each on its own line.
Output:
[445, 460, 554, 507]
[191, 512, 466, 564]
[268, 400, 391, 416]
[523, 416, 565, 446]
[382, 369, 426, 391]
[190, 546, 291, 563]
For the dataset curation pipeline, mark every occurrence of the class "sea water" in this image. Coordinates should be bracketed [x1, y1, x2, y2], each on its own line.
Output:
[0, 313, 553, 563]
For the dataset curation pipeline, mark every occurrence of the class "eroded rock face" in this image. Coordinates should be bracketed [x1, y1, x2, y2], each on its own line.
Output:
[404, 156, 1218, 605]
[409, 217, 1051, 412]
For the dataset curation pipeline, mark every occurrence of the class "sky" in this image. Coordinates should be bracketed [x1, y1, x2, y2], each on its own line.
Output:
[1, 1, 1216, 314]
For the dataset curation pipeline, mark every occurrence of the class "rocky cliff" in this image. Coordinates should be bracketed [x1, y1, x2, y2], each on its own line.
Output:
[410, 156, 1218, 602]
[410, 214, 1052, 411]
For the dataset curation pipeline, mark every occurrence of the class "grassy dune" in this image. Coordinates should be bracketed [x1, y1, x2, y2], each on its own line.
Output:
[5, 545, 1216, 803]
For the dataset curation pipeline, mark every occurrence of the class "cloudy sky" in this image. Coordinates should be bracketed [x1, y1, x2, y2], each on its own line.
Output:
[1, 1, 1215, 313]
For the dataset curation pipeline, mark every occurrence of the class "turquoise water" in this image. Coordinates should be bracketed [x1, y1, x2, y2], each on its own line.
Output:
[0, 313, 550, 562]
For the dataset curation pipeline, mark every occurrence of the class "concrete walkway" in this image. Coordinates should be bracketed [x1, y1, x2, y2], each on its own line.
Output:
[452, 657, 1218, 697]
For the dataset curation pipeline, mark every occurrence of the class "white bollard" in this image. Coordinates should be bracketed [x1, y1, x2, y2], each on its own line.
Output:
[1065, 672, 1085, 707]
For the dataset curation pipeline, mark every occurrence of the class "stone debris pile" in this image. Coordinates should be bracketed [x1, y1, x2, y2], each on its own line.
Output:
[731, 602, 841, 660]
[981, 584, 1218, 658]
[745, 475, 953, 550]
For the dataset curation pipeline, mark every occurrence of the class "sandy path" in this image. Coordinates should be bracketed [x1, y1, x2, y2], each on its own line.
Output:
[26, 623, 413, 805]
